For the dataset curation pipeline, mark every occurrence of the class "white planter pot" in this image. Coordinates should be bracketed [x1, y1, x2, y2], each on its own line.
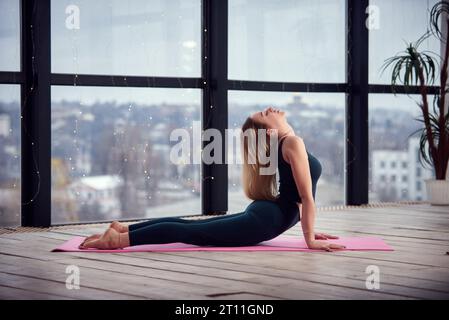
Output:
[425, 179, 449, 206]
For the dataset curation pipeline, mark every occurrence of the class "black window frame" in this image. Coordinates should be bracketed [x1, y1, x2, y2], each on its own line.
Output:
[0, 0, 440, 227]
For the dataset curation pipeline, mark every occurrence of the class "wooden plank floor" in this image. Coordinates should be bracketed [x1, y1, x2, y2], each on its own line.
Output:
[0, 204, 448, 299]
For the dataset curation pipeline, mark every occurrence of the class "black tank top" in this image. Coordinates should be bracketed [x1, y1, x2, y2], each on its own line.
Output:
[276, 136, 322, 205]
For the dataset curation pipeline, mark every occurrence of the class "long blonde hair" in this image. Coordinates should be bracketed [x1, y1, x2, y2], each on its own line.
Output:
[241, 117, 278, 201]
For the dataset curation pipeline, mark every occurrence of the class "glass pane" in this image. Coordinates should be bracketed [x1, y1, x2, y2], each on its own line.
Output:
[0, 0, 20, 71]
[369, 94, 434, 202]
[369, 0, 440, 84]
[51, 0, 201, 77]
[51, 86, 201, 224]
[0, 85, 21, 227]
[228, 91, 345, 213]
[229, 0, 346, 83]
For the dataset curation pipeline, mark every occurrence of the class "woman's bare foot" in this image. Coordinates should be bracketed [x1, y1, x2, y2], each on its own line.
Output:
[79, 233, 102, 248]
[110, 221, 129, 233]
[79, 228, 130, 250]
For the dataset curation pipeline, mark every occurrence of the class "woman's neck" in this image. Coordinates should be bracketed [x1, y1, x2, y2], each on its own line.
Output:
[278, 125, 295, 141]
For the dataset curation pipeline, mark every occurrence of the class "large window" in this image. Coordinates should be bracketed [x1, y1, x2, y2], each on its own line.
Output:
[369, 0, 440, 84]
[227, 0, 346, 213]
[229, 0, 346, 83]
[368, 0, 441, 203]
[228, 91, 345, 213]
[48, 0, 203, 223]
[369, 94, 433, 202]
[51, 0, 201, 77]
[51, 86, 201, 224]
[0, 0, 21, 227]
[0, 85, 21, 227]
[1, 0, 441, 227]
[0, 0, 20, 71]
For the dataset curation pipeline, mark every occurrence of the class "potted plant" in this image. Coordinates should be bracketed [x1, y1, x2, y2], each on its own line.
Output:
[381, 1, 449, 205]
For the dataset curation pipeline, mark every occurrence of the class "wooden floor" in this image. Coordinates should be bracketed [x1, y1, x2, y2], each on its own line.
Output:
[0, 203, 448, 300]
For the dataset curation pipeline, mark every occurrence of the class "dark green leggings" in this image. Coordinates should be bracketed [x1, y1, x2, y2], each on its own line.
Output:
[128, 200, 300, 247]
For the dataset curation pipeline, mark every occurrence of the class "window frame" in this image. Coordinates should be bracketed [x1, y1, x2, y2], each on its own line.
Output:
[0, 0, 440, 227]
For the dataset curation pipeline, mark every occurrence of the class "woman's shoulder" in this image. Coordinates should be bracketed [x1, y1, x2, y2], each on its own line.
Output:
[279, 135, 307, 163]
[280, 135, 305, 149]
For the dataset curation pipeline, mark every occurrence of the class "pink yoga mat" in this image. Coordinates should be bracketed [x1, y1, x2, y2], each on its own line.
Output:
[51, 235, 393, 253]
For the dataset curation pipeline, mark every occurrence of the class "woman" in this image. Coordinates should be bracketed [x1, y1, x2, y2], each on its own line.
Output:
[79, 106, 345, 252]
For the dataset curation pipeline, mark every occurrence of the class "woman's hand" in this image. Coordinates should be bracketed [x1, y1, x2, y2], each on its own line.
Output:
[315, 232, 339, 240]
[306, 240, 346, 252]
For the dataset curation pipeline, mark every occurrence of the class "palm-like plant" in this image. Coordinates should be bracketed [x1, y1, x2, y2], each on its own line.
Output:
[381, 1, 449, 180]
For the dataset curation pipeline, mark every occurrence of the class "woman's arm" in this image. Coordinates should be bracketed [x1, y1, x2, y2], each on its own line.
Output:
[282, 136, 345, 252]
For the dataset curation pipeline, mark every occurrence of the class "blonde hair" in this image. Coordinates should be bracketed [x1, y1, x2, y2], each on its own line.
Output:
[241, 117, 278, 201]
